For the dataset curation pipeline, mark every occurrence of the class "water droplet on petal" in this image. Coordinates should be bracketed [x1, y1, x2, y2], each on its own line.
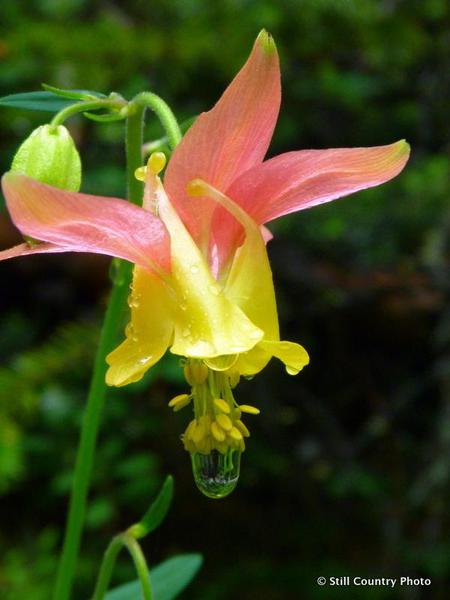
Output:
[138, 355, 152, 365]
[191, 450, 241, 499]
[130, 294, 141, 308]
[125, 323, 139, 342]
[190, 264, 199, 274]
[208, 284, 220, 296]
[180, 303, 187, 311]
[194, 339, 214, 355]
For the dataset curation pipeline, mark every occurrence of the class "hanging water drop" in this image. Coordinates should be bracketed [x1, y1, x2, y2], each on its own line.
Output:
[191, 449, 241, 499]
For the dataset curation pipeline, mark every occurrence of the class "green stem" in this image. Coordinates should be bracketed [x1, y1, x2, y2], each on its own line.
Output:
[50, 98, 126, 128]
[92, 534, 153, 600]
[133, 92, 182, 149]
[52, 103, 144, 600]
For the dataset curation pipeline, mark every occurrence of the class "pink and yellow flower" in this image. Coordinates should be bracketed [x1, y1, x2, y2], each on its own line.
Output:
[0, 32, 409, 485]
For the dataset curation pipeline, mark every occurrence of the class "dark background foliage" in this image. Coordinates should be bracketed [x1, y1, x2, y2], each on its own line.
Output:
[0, 1, 449, 599]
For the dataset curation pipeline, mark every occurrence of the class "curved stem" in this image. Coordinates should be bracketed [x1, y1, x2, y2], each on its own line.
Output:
[52, 106, 144, 600]
[133, 92, 182, 150]
[92, 534, 153, 600]
[50, 98, 126, 128]
[123, 536, 153, 600]
[91, 535, 123, 600]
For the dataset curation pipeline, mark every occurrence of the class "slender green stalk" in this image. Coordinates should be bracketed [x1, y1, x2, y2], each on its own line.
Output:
[92, 534, 153, 600]
[52, 92, 181, 600]
[52, 104, 144, 600]
[50, 98, 126, 128]
[133, 92, 182, 149]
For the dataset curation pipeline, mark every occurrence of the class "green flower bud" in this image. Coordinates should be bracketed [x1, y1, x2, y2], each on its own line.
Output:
[11, 124, 81, 191]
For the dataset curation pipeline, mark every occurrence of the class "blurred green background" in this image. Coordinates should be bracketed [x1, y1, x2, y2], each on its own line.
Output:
[0, 1, 449, 599]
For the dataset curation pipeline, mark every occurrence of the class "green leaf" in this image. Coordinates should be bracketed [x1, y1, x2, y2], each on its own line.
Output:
[41, 83, 106, 101]
[0, 91, 79, 112]
[104, 554, 203, 600]
[127, 475, 174, 539]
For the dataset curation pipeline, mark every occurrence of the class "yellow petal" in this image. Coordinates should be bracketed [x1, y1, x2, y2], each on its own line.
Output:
[233, 343, 272, 376]
[153, 174, 263, 358]
[260, 339, 310, 375]
[105, 266, 173, 386]
[190, 181, 279, 347]
[189, 181, 310, 378]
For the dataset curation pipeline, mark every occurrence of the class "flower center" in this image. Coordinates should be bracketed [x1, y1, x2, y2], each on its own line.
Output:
[167, 359, 260, 498]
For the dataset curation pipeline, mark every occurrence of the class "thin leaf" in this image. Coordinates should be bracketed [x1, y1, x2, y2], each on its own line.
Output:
[42, 83, 106, 101]
[128, 475, 174, 539]
[83, 111, 125, 123]
[104, 553, 203, 600]
[0, 91, 78, 112]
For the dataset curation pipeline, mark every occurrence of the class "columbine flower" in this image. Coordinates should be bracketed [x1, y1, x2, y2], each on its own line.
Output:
[0, 31, 409, 497]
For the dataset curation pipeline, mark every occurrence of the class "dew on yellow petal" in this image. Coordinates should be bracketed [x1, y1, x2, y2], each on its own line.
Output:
[105, 268, 173, 387]
[259, 339, 310, 375]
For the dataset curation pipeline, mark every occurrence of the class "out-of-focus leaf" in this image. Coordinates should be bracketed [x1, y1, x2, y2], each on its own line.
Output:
[0, 91, 78, 112]
[104, 553, 203, 600]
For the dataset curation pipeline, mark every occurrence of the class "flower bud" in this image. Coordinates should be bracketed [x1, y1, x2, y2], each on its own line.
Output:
[11, 124, 81, 191]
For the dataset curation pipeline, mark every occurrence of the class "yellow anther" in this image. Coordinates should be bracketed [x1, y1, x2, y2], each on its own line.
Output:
[168, 393, 191, 412]
[186, 178, 207, 197]
[235, 419, 250, 437]
[216, 413, 232, 432]
[134, 166, 147, 181]
[216, 441, 229, 455]
[229, 426, 243, 441]
[239, 404, 260, 415]
[213, 398, 230, 414]
[148, 151, 166, 175]
[197, 437, 212, 454]
[211, 421, 226, 442]
[191, 420, 206, 444]
[184, 361, 209, 386]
